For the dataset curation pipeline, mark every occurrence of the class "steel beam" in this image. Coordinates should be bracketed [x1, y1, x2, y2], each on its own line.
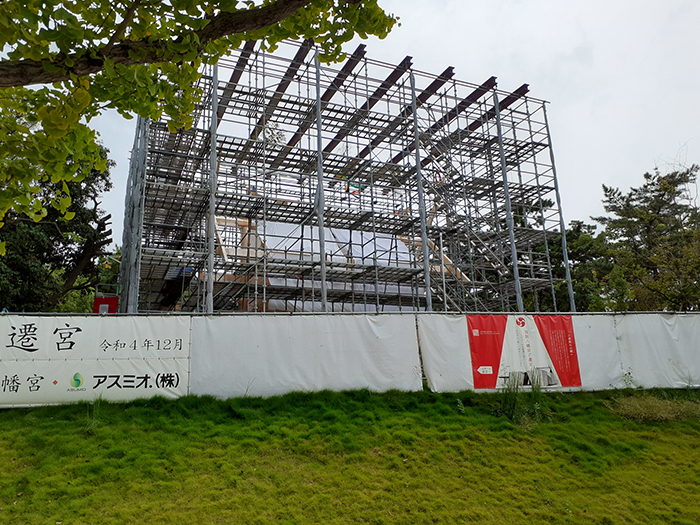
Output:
[357, 66, 454, 160]
[322, 56, 413, 155]
[391, 76, 497, 165]
[249, 39, 313, 141]
[418, 83, 530, 170]
[287, 44, 366, 150]
[267, 44, 367, 172]
[217, 40, 257, 123]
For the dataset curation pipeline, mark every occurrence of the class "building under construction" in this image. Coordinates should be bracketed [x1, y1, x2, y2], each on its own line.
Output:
[120, 40, 575, 314]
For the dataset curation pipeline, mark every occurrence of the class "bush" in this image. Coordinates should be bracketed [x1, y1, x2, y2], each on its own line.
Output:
[606, 395, 700, 421]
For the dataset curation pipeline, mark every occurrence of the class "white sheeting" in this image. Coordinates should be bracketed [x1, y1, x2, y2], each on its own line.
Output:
[260, 222, 413, 266]
[260, 221, 419, 313]
[572, 315, 626, 390]
[1, 312, 698, 406]
[616, 313, 700, 388]
[499, 316, 563, 388]
[190, 314, 422, 398]
[416, 314, 473, 392]
[0, 315, 191, 406]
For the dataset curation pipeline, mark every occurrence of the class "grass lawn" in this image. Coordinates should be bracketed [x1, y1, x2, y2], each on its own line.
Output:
[1, 387, 699, 524]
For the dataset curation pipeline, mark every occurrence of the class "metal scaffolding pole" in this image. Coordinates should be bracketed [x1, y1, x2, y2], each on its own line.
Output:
[315, 50, 328, 311]
[119, 119, 139, 313]
[206, 65, 219, 313]
[439, 230, 447, 312]
[410, 72, 432, 311]
[122, 116, 148, 313]
[542, 102, 576, 312]
[493, 90, 524, 312]
[524, 99, 558, 311]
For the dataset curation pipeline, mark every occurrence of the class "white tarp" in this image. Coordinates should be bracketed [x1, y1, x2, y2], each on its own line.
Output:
[416, 314, 473, 392]
[190, 314, 422, 398]
[616, 313, 700, 388]
[261, 222, 413, 266]
[262, 222, 418, 313]
[0, 315, 190, 406]
[571, 315, 626, 390]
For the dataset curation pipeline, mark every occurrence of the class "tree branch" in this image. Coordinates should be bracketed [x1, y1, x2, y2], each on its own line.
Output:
[0, 0, 311, 87]
[102, 0, 142, 56]
[46, 215, 111, 309]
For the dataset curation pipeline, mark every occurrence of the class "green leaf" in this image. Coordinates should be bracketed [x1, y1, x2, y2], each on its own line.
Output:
[0, 0, 397, 224]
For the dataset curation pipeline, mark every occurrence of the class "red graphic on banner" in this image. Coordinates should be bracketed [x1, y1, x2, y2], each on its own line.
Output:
[534, 316, 582, 387]
[467, 315, 508, 389]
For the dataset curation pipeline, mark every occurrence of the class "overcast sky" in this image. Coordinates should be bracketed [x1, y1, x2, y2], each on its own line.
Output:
[93, 0, 700, 245]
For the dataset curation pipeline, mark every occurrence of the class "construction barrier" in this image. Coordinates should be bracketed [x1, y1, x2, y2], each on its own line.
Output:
[0, 315, 190, 407]
[417, 313, 700, 392]
[189, 314, 422, 398]
[1, 313, 698, 407]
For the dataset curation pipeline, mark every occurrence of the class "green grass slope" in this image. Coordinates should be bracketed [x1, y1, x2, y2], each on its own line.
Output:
[1, 388, 699, 525]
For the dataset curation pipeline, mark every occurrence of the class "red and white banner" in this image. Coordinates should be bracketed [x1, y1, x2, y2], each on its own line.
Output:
[468, 315, 581, 389]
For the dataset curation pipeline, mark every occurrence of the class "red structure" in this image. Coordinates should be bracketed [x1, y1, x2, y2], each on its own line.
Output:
[93, 296, 119, 314]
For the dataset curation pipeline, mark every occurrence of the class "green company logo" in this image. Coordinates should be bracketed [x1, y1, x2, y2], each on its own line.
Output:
[70, 373, 83, 388]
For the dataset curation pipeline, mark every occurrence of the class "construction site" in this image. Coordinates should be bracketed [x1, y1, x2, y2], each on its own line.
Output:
[120, 40, 576, 314]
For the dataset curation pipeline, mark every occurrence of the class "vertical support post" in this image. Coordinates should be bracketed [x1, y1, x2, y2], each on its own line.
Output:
[119, 117, 139, 312]
[493, 90, 524, 312]
[121, 116, 148, 313]
[261, 48, 267, 312]
[527, 241, 540, 311]
[542, 102, 576, 312]
[524, 99, 558, 311]
[439, 230, 447, 311]
[206, 64, 219, 313]
[410, 72, 432, 311]
[315, 50, 328, 312]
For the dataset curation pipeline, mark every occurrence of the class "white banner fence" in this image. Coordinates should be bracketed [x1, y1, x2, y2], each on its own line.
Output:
[1, 313, 698, 407]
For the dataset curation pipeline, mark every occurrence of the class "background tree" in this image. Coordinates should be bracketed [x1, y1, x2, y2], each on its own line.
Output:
[0, 0, 397, 247]
[0, 148, 114, 312]
[530, 165, 700, 312]
[524, 220, 611, 313]
[593, 165, 700, 311]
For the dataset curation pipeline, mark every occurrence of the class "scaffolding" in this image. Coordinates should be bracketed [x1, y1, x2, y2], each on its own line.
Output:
[120, 40, 576, 314]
